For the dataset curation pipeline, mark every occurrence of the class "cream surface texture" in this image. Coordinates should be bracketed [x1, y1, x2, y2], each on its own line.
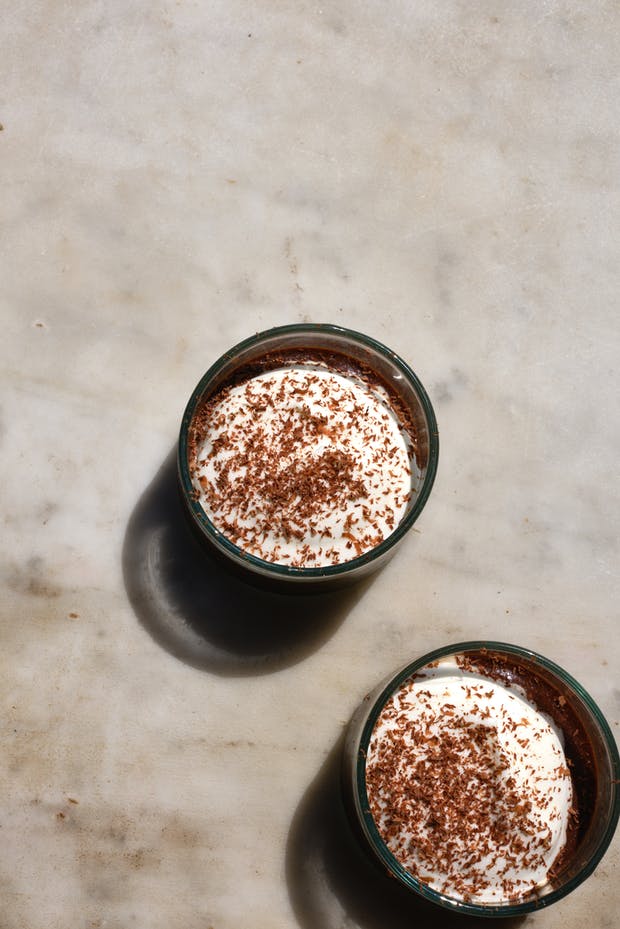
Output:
[367, 660, 572, 903]
[191, 364, 413, 566]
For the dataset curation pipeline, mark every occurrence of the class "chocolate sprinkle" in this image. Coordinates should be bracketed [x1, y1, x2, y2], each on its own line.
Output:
[187, 351, 418, 567]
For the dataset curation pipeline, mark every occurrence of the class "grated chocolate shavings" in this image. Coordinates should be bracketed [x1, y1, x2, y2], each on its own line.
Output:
[187, 351, 420, 567]
[363, 654, 593, 905]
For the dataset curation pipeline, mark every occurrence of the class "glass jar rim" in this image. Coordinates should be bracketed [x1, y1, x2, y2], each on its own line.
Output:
[354, 640, 620, 917]
[177, 322, 439, 578]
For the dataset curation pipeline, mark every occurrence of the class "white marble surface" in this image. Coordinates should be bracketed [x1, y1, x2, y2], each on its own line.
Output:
[1, 2, 619, 927]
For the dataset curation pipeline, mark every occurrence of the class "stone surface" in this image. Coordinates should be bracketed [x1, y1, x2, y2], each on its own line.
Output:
[1, 2, 619, 927]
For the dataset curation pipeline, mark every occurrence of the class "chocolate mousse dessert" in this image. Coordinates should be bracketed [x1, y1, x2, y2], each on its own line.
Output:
[363, 648, 599, 906]
[187, 348, 421, 568]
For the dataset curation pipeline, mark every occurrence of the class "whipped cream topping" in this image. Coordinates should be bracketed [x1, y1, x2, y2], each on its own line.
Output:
[365, 657, 573, 904]
[190, 362, 415, 567]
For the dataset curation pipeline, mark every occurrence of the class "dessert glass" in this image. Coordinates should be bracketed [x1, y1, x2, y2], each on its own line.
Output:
[177, 323, 439, 589]
[343, 641, 620, 917]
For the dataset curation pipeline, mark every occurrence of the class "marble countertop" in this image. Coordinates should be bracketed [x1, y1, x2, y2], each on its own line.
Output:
[2, 2, 619, 927]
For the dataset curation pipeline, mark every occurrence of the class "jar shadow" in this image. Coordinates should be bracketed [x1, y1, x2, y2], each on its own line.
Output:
[285, 730, 528, 929]
[122, 448, 372, 676]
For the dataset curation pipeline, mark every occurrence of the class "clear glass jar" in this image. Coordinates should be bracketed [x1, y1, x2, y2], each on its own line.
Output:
[177, 323, 439, 590]
[343, 641, 620, 917]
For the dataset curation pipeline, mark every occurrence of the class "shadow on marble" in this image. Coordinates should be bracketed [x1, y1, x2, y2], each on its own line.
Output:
[122, 448, 371, 676]
[285, 731, 527, 929]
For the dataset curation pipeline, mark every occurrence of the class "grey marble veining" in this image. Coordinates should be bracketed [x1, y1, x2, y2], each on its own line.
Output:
[1, 2, 619, 927]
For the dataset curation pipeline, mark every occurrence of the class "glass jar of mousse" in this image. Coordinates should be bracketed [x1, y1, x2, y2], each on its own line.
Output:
[178, 324, 439, 590]
[343, 641, 620, 917]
